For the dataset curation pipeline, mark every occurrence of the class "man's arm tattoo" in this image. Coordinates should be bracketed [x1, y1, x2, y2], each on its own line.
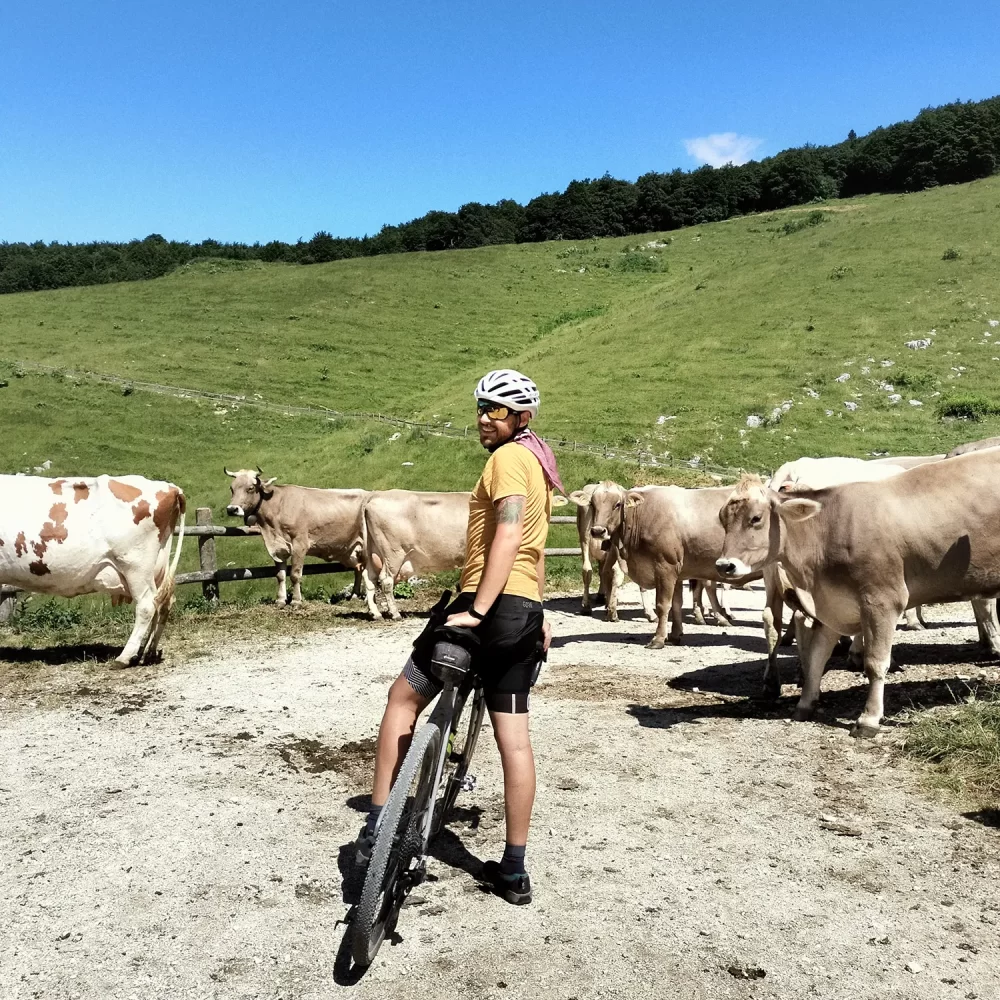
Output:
[495, 495, 525, 524]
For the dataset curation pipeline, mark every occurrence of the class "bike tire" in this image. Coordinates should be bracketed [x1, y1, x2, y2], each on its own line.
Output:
[351, 721, 441, 969]
[437, 690, 486, 827]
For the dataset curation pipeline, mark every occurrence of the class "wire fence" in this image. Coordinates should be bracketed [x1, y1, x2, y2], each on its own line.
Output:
[7, 359, 755, 482]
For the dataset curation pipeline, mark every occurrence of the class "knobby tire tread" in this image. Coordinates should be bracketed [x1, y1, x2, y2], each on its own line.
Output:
[351, 721, 441, 969]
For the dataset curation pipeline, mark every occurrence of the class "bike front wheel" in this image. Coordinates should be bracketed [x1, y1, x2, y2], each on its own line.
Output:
[351, 721, 441, 969]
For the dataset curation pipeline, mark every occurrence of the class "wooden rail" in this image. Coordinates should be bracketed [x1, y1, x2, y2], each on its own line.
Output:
[0, 507, 582, 615]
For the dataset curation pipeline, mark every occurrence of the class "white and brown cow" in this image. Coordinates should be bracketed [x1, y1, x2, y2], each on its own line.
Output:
[589, 483, 756, 648]
[225, 469, 368, 605]
[361, 490, 469, 620]
[0, 474, 186, 665]
[716, 451, 1000, 737]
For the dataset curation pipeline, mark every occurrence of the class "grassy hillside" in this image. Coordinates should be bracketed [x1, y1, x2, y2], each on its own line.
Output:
[2, 176, 1000, 483]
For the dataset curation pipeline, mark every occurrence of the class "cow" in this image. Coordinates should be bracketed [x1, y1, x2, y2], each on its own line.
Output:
[568, 483, 655, 623]
[361, 490, 470, 620]
[0, 474, 186, 666]
[224, 469, 368, 605]
[715, 451, 1000, 737]
[589, 483, 756, 648]
[947, 436, 1000, 458]
[769, 456, 908, 493]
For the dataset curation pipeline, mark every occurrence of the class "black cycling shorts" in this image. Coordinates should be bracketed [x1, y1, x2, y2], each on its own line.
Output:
[403, 591, 544, 714]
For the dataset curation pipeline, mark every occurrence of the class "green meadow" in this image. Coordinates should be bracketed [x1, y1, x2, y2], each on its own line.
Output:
[1, 175, 999, 637]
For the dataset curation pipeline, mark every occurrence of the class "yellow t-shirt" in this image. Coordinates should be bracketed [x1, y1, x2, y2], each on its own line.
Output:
[460, 443, 552, 601]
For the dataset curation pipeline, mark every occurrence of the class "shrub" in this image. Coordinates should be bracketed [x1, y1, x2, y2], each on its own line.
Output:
[616, 252, 665, 274]
[393, 580, 415, 599]
[781, 210, 827, 235]
[937, 394, 1000, 421]
[942, 247, 962, 261]
[15, 599, 84, 631]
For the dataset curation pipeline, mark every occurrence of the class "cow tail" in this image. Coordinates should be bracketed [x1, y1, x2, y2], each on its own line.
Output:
[154, 489, 187, 615]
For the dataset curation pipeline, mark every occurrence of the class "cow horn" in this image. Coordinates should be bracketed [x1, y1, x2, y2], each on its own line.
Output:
[257, 465, 263, 475]
[224, 467, 236, 478]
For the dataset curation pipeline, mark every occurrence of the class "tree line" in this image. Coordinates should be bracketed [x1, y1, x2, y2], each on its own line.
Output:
[2, 96, 997, 295]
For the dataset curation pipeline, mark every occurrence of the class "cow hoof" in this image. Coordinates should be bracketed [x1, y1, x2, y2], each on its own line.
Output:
[644, 613, 657, 623]
[579, 605, 593, 616]
[605, 613, 619, 624]
[668, 634, 684, 646]
[646, 637, 666, 650]
[791, 706, 814, 723]
[693, 612, 706, 626]
[903, 620, 926, 631]
[754, 687, 781, 703]
[851, 722, 881, 739]
[713, 615, 734, 628]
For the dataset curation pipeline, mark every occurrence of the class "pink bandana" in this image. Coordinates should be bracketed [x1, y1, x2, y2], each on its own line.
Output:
[512, 427, 564, 494]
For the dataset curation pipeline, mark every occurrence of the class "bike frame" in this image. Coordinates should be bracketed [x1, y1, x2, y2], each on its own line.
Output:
[412, 674, 482, 864]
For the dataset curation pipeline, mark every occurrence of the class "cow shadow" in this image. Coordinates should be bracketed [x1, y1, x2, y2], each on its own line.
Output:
[551, 630, 764, 654]
[0, 643, 122, 665]
[629, 672, 991, 734]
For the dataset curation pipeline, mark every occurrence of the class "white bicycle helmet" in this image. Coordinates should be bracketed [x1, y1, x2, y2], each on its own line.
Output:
[474, 369, 540, 419]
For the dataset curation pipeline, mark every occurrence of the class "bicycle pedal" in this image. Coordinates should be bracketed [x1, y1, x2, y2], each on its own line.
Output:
[459, 774, 477, 793]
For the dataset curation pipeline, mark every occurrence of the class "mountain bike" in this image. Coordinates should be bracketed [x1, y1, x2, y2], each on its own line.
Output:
[351, 624, 486, 969]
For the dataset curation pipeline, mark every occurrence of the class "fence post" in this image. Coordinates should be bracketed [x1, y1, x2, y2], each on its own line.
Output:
[196, 507, 220, 602]
[0, 591, 15, 623]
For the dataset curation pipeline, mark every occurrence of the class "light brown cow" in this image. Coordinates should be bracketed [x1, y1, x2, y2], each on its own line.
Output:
[589, 483, 755, 648]
[225, 469, 368, 605]
[946, 436, 1000, 458]
[362, 490, 470, 620]
[0, 474, 185, 665]
[568, 482, 655, 622]
[716, 451, 1000, 737]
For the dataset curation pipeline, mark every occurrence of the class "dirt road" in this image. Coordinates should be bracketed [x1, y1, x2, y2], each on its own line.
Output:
[3, 587, 998, 999]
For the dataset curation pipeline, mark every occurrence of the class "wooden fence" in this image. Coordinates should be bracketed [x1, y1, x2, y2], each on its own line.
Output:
[0, 509, 582, 614]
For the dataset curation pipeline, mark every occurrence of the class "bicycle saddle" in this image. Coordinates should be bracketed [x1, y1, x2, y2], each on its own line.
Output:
[429, 624, 480, 685]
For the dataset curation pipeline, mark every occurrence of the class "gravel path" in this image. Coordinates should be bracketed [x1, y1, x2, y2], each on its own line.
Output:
[2, 587, 998, 999]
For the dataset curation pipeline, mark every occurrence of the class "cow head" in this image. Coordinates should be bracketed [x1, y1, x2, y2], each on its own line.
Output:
[225, 467, 277, 520]
[716, 474, 821, 577]
[587, 482, 629, 545]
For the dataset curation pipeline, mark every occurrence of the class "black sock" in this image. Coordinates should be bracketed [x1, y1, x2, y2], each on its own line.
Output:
[499, 843, 526, 877]
[365, 803, 383, 836]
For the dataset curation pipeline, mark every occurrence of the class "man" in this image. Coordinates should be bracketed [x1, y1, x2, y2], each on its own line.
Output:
[358, 369, 560, 905]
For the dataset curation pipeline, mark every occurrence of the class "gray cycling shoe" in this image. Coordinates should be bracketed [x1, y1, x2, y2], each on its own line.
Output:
[355, 825, 376, 867]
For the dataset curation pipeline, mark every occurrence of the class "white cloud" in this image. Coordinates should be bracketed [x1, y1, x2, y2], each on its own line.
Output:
[683, 133, 763, 168]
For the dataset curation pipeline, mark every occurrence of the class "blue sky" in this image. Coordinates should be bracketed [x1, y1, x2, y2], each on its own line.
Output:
[3, 1, 998, 244]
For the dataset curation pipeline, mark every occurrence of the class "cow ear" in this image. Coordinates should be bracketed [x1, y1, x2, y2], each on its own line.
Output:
[624, 495, 643, 508]
[568, 490, 590, 506]
[551, 494, 569, 507]
[778, 497, 822, 522]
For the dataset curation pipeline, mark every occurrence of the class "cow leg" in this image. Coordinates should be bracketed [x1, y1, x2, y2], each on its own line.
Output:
[380, 566, 403, 621]
[275, 560, 288, 605]
[847, 633, 864, 670]
[669, 578, 685, 644]
[362, 564, 383, 620]
[288, 543, 308, 606]
[352, 568, 365, 599]
[903, 607, 925, 631]
[117, 587, 158, 667]
[602, 555, 621, 623]
[705, 581, 733, 628]
[691, 580, 707, 626]
[645, 566, 678, 649]
[580, 545, 594, 614]
[639, 586, 657, 623]
[853, 606, 900, 738]
[791, 613, 841, 722]
[972, 598, 1000, 657]
[760, 607, 781, 700]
